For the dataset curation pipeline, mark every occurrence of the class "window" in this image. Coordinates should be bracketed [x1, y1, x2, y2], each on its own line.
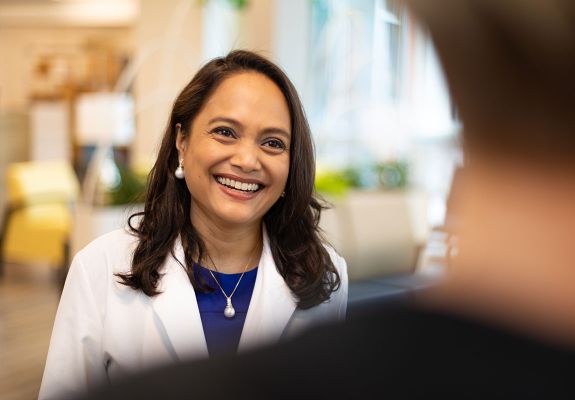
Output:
[306, 0, 461, 225]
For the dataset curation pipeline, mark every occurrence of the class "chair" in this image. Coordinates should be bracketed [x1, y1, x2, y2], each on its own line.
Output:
[0, 160, 79, 285]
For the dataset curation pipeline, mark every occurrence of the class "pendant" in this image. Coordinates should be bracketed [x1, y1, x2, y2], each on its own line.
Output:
[224, 298, 236, 319]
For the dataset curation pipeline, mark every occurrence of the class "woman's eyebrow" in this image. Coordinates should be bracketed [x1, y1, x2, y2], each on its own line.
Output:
[208, 116, 243, 127]
[208, 116, 290, 139]
[261, 127, 291, 140]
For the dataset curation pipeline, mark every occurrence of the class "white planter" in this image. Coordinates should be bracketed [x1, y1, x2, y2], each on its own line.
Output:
[319, 189, 429, 281]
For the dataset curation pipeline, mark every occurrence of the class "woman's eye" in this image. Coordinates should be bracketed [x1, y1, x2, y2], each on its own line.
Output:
[263, 138, 287, 151]
[212, 127, 235, 138]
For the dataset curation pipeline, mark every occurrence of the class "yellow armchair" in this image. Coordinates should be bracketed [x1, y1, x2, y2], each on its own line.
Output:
[0, 160, 79, 281]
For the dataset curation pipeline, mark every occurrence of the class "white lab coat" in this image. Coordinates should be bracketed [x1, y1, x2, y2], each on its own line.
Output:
[39, 228, 348, 400]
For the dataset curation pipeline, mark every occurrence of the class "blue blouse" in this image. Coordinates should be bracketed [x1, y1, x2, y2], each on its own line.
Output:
[193, 264, 258, 357]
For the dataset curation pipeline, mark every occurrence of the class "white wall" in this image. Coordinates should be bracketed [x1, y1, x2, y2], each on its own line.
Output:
[131, 0, 275, 170]
[272, 0, 310, 97]
[130, 0, 202, 170]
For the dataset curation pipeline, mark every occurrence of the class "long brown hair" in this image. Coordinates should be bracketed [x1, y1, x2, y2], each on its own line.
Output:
[117, 50, 340, 309]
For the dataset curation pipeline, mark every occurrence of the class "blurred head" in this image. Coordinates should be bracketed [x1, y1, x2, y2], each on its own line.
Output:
[410, 0, 575, 170]
[410, 0, 575, 346]
[153, 50, 316, 230]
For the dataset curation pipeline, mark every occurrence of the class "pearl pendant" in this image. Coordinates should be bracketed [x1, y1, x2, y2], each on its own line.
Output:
[224, 298, 235, 319]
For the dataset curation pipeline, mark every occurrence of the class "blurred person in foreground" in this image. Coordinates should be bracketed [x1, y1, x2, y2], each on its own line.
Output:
[39, 50, 347, 400]
[79, 0, 575, 398]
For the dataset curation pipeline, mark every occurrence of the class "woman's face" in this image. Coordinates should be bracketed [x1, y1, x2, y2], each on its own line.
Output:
[176, 72, 291, 229]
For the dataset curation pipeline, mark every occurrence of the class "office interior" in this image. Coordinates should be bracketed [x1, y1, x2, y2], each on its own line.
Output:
[0, 0, 461, 398]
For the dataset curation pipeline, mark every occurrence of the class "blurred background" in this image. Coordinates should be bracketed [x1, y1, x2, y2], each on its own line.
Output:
[0, 0, 461, 398]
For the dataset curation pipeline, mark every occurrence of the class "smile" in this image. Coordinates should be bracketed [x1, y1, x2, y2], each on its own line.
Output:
[215, 176, 262, 193]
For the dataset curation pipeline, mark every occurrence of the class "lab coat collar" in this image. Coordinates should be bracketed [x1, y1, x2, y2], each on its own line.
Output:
[150, 227, 297, 359]
[238, 226, 297, 352]
[150, 239, 209, 360]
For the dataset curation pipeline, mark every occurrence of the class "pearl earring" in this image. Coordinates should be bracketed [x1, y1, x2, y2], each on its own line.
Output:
[280, 191, 286, 198]
[175, 159, 185, 179]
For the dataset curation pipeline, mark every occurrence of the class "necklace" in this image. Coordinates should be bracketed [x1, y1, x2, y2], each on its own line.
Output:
[205, 245, 259, 319]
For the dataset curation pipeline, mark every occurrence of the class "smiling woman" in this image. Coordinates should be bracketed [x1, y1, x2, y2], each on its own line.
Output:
[39, 50, 348, 400]
[176, 72, 291, 230]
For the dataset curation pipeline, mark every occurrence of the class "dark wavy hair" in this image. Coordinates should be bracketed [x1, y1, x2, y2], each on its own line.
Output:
[117, 50, 341, 309]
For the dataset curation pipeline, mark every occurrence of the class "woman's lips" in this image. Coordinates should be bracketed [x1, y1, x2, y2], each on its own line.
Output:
[213, 175, 264, 200]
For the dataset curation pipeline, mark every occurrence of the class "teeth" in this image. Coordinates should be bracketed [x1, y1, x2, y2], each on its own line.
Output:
[216, 177, 261, 192]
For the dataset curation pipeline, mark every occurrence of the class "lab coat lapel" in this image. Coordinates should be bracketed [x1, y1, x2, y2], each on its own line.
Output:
[238, 229, 297, 352]
[150, 238, 208, 361]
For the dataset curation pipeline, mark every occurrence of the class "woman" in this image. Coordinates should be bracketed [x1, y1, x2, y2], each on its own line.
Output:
[39, 50, 348, 400]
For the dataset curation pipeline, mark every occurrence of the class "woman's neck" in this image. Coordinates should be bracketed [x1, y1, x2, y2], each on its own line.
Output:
[191, 215, 262, 274]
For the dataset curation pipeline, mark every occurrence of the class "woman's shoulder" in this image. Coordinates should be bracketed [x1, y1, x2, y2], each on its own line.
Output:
[323, 243, 347, 274]
[73, 228, 139, 274]
[78, 228, 138, 255]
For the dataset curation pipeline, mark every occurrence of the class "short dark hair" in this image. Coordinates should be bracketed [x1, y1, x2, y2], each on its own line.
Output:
[118, 50, 340, 309]
[409, 0, 575, 167]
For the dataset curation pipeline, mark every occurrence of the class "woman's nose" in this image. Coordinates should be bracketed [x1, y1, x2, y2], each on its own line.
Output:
[230, 142, 262, 172]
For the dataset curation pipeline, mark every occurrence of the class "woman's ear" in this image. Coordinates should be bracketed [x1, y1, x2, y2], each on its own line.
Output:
[175, 123, 186, 157]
